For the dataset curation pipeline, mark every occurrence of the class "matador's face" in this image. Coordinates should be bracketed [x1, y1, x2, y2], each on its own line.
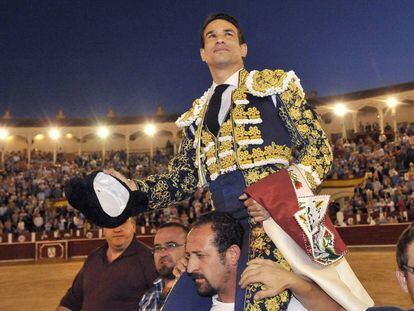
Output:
[200, 19, 247, 71]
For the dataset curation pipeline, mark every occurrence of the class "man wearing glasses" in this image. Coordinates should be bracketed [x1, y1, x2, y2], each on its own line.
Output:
[396, 226, 414, 303]
[139, 222, 189, 311]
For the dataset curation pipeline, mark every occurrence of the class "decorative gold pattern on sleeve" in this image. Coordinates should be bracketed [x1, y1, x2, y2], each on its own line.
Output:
[277, 77, 333, 188]
[134, 131, 198, 209]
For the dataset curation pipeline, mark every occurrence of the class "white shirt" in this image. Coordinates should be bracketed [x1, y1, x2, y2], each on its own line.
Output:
[209, 69, 241, 126]
[210, 295, 235, 311]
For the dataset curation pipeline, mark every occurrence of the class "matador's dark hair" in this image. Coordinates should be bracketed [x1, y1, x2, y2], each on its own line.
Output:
[192, 212, 244, 257]
[200, 13, 246, 48]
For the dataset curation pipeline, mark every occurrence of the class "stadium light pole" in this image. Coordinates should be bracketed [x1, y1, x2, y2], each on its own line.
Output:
[97, 126, 110, 165]
[144, 123, 157, 169]
[334, 103, 349, 140]
[0, 128, 8, 167]
[49, 128, 61, 164]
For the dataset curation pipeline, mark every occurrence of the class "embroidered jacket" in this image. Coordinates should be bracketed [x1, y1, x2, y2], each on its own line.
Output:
[133, 69, 345, 310]
[135, 68, 332, 208]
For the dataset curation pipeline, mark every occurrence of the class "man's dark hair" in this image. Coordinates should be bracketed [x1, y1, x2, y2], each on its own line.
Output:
[396, 225, 414, 272]
[192, 212, 244, 257]
[200, 13, 246, 48]
[158, 222, 189, 234]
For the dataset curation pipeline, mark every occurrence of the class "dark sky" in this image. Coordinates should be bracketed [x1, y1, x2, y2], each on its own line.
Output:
[1, 0, 414, 119]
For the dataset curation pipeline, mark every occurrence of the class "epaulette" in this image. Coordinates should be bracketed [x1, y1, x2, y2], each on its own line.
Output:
[175, 90, 209, 128]
[245, 69, 305, 99]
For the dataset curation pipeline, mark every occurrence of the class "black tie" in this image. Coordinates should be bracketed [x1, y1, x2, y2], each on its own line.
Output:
[205, 84, 229, 136]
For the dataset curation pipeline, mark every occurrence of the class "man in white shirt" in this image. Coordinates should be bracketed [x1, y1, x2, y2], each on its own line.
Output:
[177, 212, 342, 310]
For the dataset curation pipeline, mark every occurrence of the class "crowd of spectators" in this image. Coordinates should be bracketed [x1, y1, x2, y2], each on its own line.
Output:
[0, 147, 183, 239]
[1, 122, 414, 239]
[329, 122, 414, 225]
[329, 122, 414, 179]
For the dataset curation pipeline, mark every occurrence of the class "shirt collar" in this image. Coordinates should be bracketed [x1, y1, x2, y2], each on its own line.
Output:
[101, 237, 139, 263]
[211, 68, 242, 90]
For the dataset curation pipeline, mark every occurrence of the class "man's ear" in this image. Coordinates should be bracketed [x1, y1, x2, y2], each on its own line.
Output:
[240, 43, 248, 58]
[226, 245, 241, 266]
[200, 48, 206, 62]
[396, 269, 409, 293]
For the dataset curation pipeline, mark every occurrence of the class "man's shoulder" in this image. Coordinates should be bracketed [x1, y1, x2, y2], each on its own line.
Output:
[175, 89, 210, 129]
[245, 68, 304, 98]
[85, 243, 107, 259]
[139, 279, 164, 309]
[125, 238, 153, 258]
[132, 238, 152, 251]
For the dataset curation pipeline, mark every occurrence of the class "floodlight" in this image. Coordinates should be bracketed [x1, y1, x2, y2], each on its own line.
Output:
[334, 103, 348, 117]
[97, 126, 110, 139]
[0, 128, 8, 140]
[49, 128, 61, 140]
[144, 123, 157, 137]
[386, 97, 398, 108]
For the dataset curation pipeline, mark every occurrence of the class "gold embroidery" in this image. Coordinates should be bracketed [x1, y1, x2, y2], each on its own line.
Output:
[244, 225, 291, 310]
[219, 120, 233, 137]
[251, 147, 266, 162]
[232, 106, 261, 120]
[135, 133, 198, 209]
[201, 131, 214, 146]
[219, 154, 236, 170]
[250, 69, 288, 94]
[278, 77, 333, 187]
[175, 99, 197, 126]
[207, 162, 219, 175]
[219, 141, 233, 153]
[237, 149, 251, 167]
[234, 125, 263, 142]
[238, 69, 249, 89]
[232, 84, 248, 102]
[205, 147, 215, 159]
[201, 131, 217, 167]
[305, 171, 317, 190]
[236, 143, 291, 168]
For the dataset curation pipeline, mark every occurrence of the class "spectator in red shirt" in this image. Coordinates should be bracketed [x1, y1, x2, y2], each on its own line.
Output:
[56, 217, 157, 311]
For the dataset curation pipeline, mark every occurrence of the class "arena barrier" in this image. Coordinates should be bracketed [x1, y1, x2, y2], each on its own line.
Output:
[1, 223, 411, 262]
[336, 223, 410, 246]
[0, 229, 155, 262]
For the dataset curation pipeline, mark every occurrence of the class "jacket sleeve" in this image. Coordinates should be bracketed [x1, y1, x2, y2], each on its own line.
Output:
[278, 77, 333, 190]
[134, 127, 199, 210]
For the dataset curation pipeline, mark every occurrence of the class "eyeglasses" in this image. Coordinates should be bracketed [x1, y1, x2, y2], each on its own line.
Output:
[152, 242, 185, 254]
[403, 264, 414, 274]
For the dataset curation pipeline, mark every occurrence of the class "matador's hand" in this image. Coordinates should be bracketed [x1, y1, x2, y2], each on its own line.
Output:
[239, 258, 295, 301]
[239, 193, 270, 222]
[103, 169, 137, 191]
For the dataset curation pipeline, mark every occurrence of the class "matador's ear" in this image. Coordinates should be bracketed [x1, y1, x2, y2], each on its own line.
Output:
[64, 171, 147, 228]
